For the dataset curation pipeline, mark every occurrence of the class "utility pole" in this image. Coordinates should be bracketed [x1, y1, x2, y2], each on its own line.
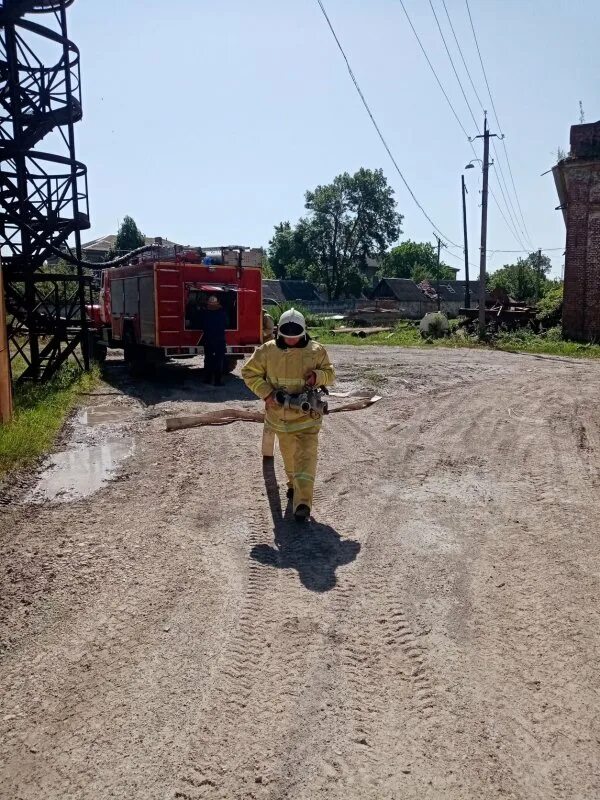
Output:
[462, 174, 470, 308]
[536, 248, 542, 302]
[434, 235, 442, 311]
[472, 113, 499, 338]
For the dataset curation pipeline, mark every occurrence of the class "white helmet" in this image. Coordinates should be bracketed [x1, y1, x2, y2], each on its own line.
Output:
[278, 308, 306, 337]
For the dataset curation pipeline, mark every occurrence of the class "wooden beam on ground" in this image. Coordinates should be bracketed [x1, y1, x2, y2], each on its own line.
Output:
[165, 396, 382, 432]
[330, 326, 392, 337]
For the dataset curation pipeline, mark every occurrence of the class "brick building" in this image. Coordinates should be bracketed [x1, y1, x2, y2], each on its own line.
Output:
[553, 121, 600, 340]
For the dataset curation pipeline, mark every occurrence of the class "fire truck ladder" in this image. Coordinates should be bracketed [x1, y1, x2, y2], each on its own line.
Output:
[0, 0, 91, 381]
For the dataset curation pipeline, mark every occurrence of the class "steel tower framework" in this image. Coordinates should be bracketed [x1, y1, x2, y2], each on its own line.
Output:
[0, 0, 90, 381]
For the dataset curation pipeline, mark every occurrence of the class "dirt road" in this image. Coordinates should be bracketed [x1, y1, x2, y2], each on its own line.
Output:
[1, 346, 599, 799]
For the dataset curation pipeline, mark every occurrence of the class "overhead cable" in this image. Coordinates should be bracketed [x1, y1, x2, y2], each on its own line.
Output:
[464, 0, 534, 248]
[428, 0, 479, 131]
[397, 0, 471, 140]
[440, 0, 485, 110]
[430, 0, 531, 248]
[397, 0, 527, 251]
[491, 164, 528, 249]
[314, 0, 461, 247]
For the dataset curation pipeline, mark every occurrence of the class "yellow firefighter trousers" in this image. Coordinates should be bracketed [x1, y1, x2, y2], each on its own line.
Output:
[276, 427, 320, 512]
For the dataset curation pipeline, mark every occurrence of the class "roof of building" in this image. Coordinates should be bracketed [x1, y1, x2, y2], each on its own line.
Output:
[262, 279, 323, 304]
[374, 277, 485, 303]
[435, 280, 483, 300]
[373, 278, 428, 302]
[81, 234, 180, 252]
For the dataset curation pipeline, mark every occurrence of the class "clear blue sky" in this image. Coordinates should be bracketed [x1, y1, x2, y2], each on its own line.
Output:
[69, 0, 599, 279]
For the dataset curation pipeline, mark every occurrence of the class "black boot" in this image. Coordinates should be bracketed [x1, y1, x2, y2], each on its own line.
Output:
[294, 504, 310, 522]
[213, 371, 224, 387]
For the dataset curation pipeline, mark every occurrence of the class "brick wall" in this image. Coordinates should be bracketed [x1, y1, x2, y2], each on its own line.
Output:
[562, 159, 600, 340]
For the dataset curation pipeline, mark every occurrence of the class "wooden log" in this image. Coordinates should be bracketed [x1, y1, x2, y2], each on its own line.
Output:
[165, 396, 382, 432]
[166, 408, 264, 432]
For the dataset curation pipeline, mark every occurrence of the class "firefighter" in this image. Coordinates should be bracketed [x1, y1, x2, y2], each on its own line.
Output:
[201, 295, 228, 386]
[242, 308, 335, 522]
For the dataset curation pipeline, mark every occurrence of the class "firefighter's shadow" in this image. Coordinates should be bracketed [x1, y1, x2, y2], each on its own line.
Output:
[250, 460, 361, 593]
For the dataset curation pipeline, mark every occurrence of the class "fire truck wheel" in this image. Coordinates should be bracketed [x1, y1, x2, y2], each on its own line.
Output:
[92, 340, 107, 364]
[122, 327, 136, 363]
[224, 356, 240, 374]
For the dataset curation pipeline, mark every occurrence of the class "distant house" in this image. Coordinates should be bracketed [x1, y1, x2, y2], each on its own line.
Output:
[80, 234, 180, 263]
[372, 277, 486, 318]
[262, 279, 323, 306]
[372, 278, 429, 304]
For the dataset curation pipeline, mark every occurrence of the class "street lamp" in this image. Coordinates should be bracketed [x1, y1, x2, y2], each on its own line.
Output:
[462, 159, 487, 310]
[461, 173, 471, 308]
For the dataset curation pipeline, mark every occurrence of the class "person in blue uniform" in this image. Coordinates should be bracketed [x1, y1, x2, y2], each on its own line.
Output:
[201, 295, 228, 386]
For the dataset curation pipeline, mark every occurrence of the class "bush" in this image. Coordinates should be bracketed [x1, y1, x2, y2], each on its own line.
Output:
[536, 283, 563, 327]
[267, 302, 321, 328]
[543, 325, 563, 341]
[420, 312, 449, 339]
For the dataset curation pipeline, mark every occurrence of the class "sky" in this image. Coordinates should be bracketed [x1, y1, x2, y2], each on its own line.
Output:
[64, 0, 600, 279]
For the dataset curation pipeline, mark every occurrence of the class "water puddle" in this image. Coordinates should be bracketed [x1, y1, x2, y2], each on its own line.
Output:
[27, 438, 134, 504]
[84, 406, 137, 426]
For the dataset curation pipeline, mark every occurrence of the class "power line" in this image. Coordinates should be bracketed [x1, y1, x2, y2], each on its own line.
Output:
[491, 163, 528, 249]
[398, 0, 526, 252]
[440, 0, 485, 110]
[439, 0, 533, 249]
[396, 0, 471, 140]
[314, 0, 461, 247]
[464, 0, 534, 248]
[442, 244, 479, 271]
[491, 145, 533, 248]
[488, 247, 564, 254]
[428, 0, 479, 131]
[489, 183, 527, 249]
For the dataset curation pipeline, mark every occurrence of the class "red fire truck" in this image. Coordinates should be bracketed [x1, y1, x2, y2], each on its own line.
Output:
[88, 246, 264, 373]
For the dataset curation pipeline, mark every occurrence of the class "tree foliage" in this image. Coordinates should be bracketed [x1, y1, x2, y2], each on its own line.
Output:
[267, 221, 312, 280]
[268, 169, 403, 299]
[112, 215, 145, 256]
[536, 281, 563, 325]
[488, 252, 552, 302]
[260, 255, 275, 279]
[382, 240, 455, 283]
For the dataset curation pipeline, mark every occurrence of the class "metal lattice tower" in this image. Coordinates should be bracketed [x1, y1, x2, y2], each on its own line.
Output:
[0, 0, 90, 381]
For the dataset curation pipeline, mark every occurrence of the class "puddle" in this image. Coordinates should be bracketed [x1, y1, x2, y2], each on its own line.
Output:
[27, 438, 134, 504]
[84, 406, 137, 426]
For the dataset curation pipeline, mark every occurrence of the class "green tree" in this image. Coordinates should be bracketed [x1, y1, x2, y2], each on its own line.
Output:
[267, 221, 311, 280]
[111, 215, 145, 257]
[382, 240, 454, 282]
[488, 252, 552, 302]
[268, 168, 403, 299]
[260, 254, 276, 279]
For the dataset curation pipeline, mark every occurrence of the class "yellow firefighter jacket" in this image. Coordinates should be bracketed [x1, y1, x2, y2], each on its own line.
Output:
[242, 338, 335, 433]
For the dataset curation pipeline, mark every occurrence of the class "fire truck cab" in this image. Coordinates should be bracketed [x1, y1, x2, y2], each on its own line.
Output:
[89, 246, 264, 373]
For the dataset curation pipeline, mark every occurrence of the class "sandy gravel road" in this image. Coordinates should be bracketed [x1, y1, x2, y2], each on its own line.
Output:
[1, 345, 599, 799]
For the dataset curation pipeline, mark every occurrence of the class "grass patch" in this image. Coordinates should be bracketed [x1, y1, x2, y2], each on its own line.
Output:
[310, 322, 600, 360]
[493, 327, 600, 358]
[0, 362, 100, 478]
[310, 322, 481, 350]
